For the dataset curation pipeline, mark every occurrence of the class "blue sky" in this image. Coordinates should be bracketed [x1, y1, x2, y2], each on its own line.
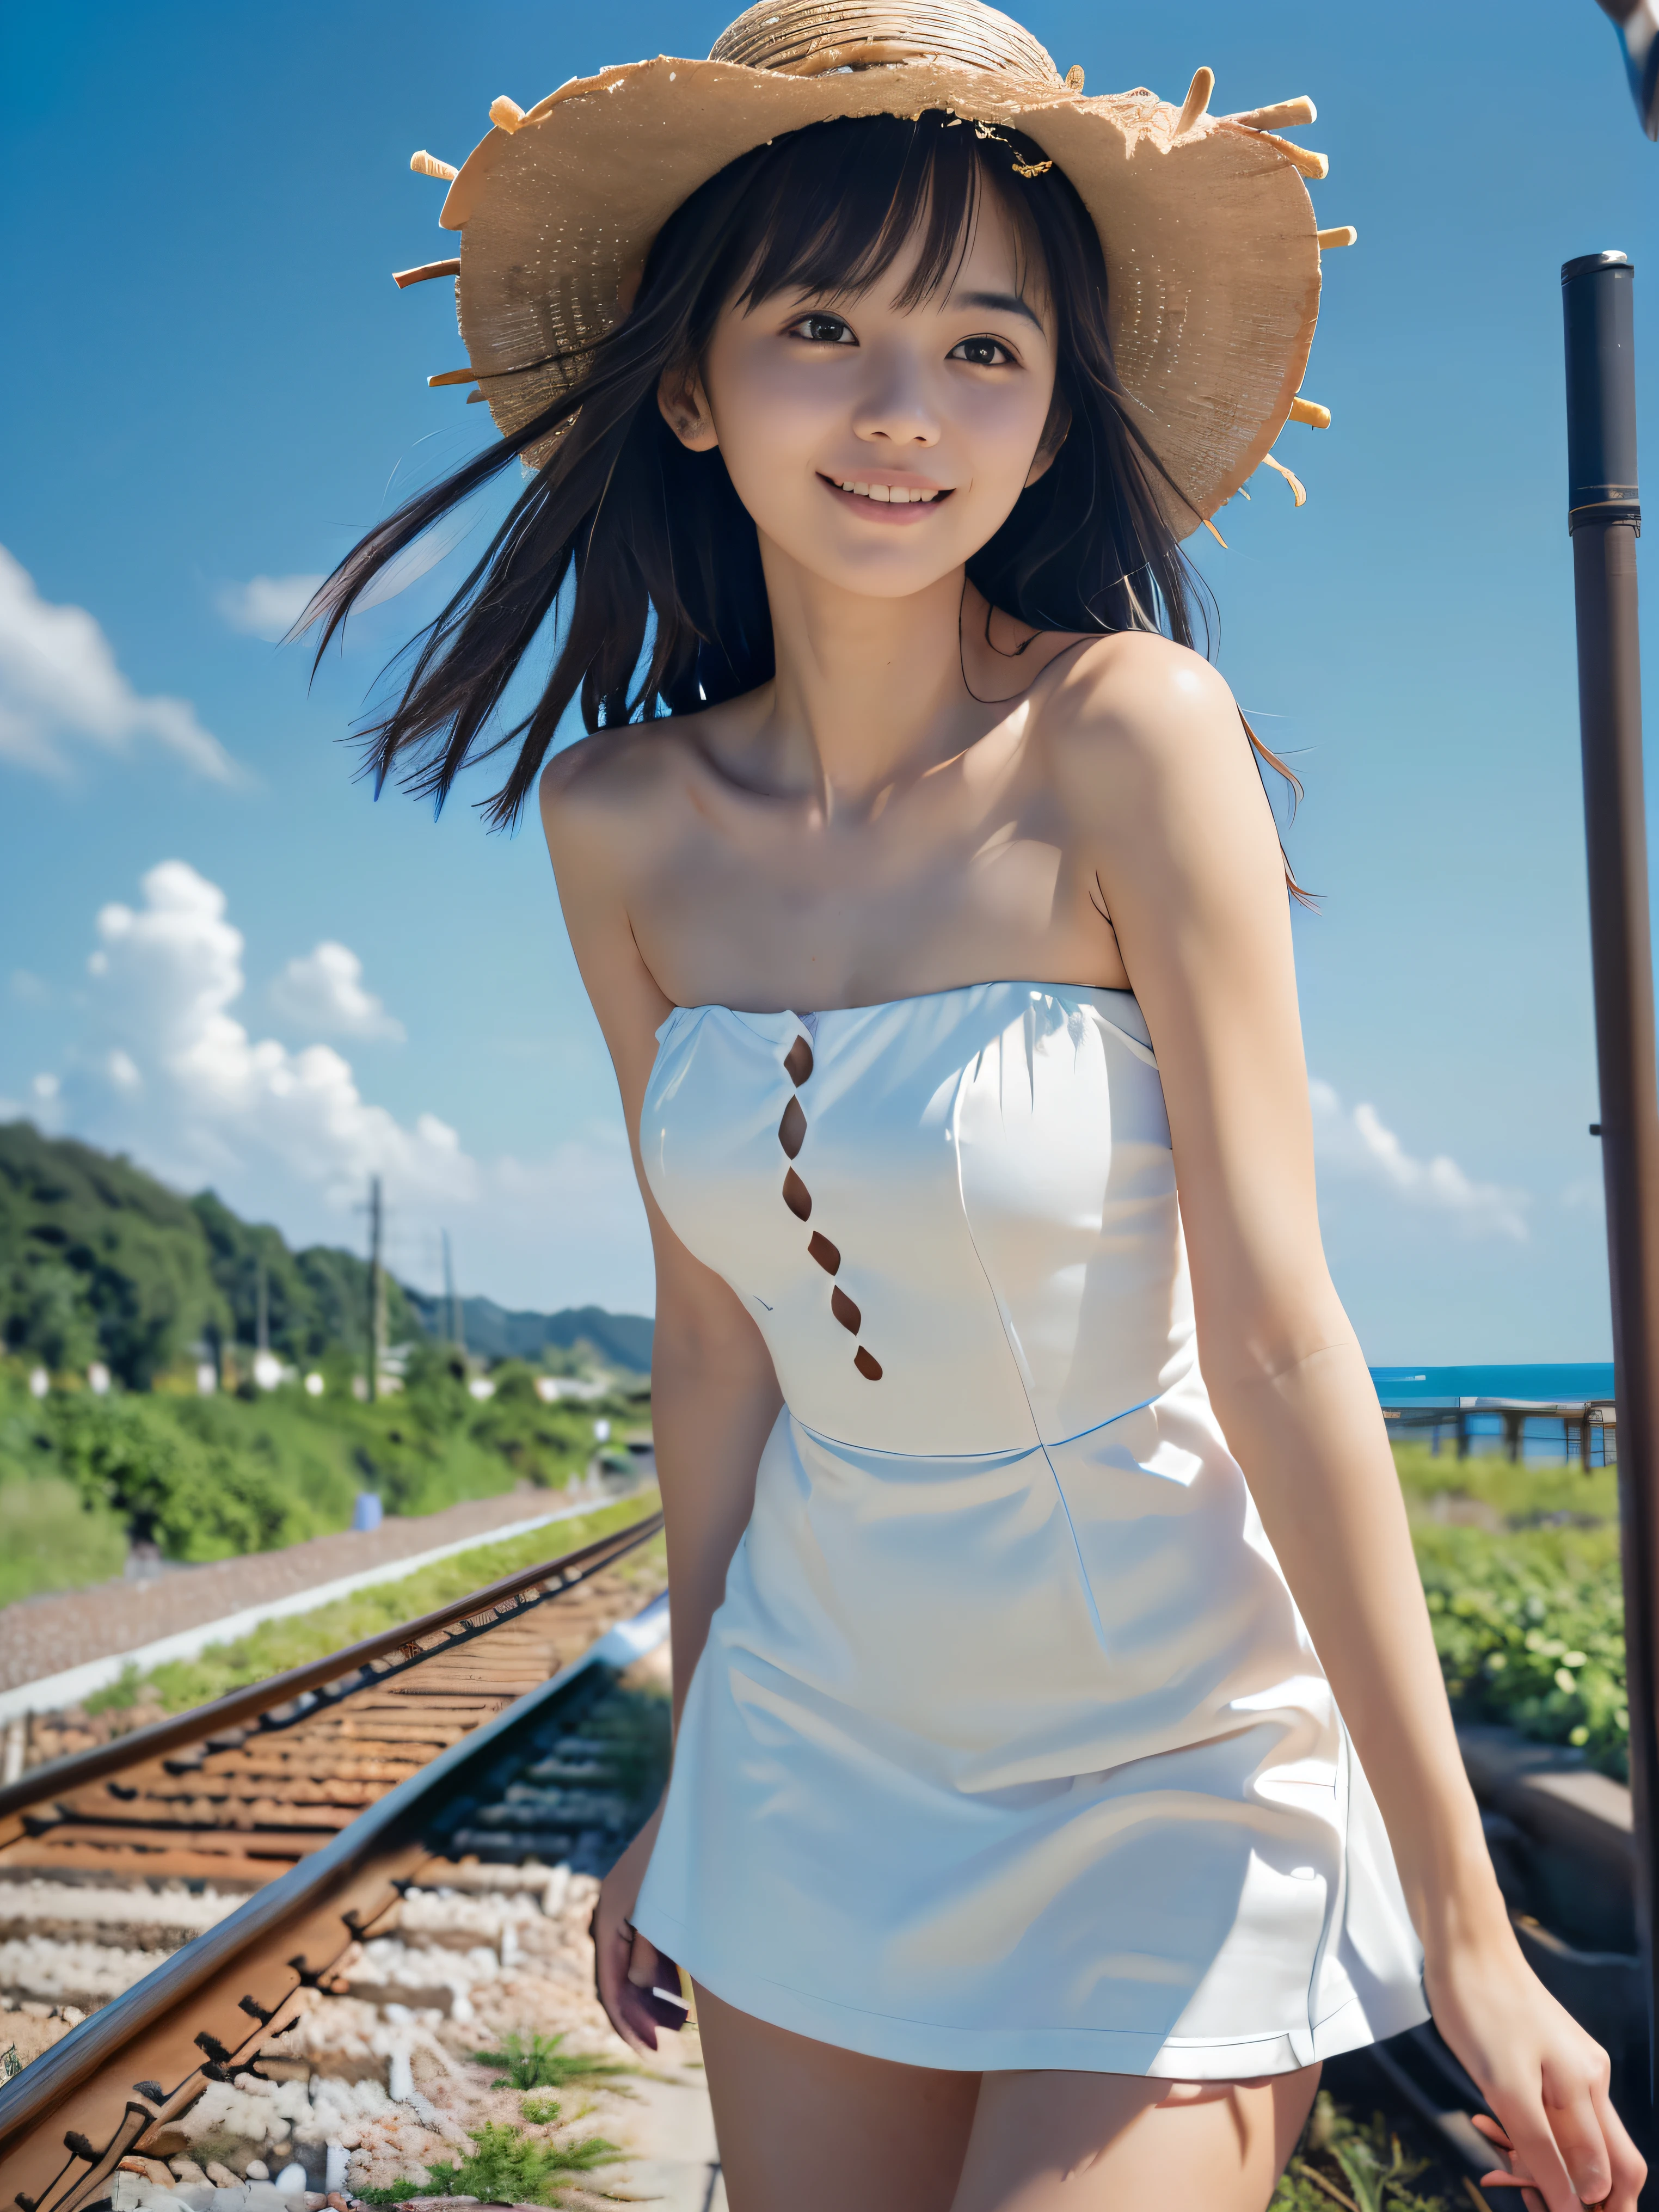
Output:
[2, 0, 1654, 1356]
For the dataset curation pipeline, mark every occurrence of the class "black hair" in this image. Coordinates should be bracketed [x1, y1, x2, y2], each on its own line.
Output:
[310, 107, 1302, 851]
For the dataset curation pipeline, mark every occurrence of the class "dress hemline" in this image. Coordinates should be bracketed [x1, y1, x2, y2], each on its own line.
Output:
[635, 1905, 1431, 2079]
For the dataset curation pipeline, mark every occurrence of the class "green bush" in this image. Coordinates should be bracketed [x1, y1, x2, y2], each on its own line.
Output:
[47, 1392, 300, 1559]
[464, 1361, 615, 1492]
[1417, 1521, 1627, 1777]
[0, 1347, 653, 1601]
[1394, 1440, 1628, 1779]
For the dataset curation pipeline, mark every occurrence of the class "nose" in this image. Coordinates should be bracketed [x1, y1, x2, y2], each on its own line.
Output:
[850, 346, 942, 449]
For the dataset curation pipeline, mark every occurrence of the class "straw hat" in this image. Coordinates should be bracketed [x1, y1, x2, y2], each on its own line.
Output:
[394, 0, 1353, 535]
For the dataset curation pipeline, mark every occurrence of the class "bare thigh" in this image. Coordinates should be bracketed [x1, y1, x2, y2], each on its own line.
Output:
[951, 2063, 1323, 2212]
[694, 1982, 979, 2212]
[695, 1981, 1319, 2212]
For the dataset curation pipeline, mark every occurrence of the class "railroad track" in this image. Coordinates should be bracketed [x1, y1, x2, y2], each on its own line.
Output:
[0, 1511, 674, 2212]
[2, 1500, 1642, 2212]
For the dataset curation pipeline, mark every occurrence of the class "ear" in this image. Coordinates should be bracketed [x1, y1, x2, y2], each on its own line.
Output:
[658, 359, 719, 452]
[1024, 391, 1072, 487]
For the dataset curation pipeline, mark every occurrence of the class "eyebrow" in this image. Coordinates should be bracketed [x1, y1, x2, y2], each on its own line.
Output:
[951, 287, 1046, 330]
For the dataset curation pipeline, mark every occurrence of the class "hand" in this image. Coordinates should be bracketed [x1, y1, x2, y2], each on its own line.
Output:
[1424, 1918, 1645, 2210]
[589, 1798, 689, 2054]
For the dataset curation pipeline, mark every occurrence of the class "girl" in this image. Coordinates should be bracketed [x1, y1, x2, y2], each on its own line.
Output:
[314, 6, 1644, 2205]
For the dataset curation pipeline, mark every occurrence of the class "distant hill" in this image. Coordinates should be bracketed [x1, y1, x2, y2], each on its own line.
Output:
[0, 1122, 228, 1388]
[401, 1291, 652, 1375]
[0, 1121, 645, 1386]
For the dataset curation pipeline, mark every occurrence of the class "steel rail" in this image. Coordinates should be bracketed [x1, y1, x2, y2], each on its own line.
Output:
[0, 1571, 667, 2175]
[0, 1509, 662, 1826]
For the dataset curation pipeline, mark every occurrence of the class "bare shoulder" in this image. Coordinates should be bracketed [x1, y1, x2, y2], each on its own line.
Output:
[1034, 631, 1241, 799]
[539, 721, 685, 853]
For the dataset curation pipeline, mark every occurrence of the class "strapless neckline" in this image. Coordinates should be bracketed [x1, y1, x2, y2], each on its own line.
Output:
[655, 975, 1141, 1034]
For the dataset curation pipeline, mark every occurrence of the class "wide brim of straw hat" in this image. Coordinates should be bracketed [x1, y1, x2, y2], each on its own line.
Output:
[401, 4, 1343, 537]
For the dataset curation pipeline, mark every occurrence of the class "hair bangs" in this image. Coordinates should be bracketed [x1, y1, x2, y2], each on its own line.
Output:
[724, 113, 1043, 322]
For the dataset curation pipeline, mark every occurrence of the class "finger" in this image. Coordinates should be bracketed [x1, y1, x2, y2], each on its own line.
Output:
[1589, 2079, 1648, 2211]
[593, 1918, 660, 2055]
[1490, 2097, 1580, 2212]
[1543, 2088, 1613, 2208]
[624, 1928, 663, 1986]
[1474, 2110, 1541, 2209]
[612, 1976, 666, 2051]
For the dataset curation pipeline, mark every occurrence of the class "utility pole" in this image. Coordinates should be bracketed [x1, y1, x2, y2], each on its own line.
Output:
[1562, 248, 1659, 2087]
[366, 1176, 384, 1404]
[443, 1230, 466, 1356]
[255, 1255, 269, 1356]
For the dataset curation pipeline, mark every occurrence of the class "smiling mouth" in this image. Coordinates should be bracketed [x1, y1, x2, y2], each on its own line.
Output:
[819, 474, 952, 507]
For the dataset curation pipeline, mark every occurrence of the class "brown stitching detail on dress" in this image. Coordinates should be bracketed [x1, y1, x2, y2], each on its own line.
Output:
[807, 1231, 840, 1275]
[784, 1034, 814, 1086]
[782, 1168, 812, 1221]
[830, 1286, 862, 1335]
[778, 1095, 807, 1158]
[854, 1348, 883, 1381]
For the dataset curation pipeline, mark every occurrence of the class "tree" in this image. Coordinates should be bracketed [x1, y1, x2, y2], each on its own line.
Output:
[0, 1122, 228, 1386]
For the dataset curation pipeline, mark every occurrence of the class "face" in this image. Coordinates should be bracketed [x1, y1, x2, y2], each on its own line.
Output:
[660, 190, 1061, 600]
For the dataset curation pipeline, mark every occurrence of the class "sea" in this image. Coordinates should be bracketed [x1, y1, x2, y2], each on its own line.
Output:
[1369, 1363, 1618, 1463]
[1370, 1364, 1615, 1405]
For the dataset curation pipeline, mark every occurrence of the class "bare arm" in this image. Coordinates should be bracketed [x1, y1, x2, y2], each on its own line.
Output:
[539, 752, 782, 2048]
[1048, 636, 1642, 2212]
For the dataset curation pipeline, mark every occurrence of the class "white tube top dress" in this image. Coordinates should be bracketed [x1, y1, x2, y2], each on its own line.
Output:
[633, 980, 1428, 2077]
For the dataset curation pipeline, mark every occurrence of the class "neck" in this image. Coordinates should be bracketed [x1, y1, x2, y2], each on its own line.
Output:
[751, 539, 983, 818]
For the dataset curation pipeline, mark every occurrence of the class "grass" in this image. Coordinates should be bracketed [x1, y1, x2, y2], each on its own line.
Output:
[475, 2030, 637, 2093]
[1393, 1439, 1619, 1528]
[0, 1472, 127, 1606]
[95, 1494, 663, 1715]
[1271, 2090, 1460, 2211]
[423, 2119, 622, 2207]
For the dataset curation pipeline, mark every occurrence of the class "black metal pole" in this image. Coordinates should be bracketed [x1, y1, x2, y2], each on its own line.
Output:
[1563, 247, 1659, 2094]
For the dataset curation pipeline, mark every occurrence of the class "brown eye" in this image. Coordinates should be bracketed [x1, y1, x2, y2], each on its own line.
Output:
[950, 336, 1011, 367]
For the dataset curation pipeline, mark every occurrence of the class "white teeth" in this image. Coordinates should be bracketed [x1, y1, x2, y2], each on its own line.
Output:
[835, 479, 941, 503]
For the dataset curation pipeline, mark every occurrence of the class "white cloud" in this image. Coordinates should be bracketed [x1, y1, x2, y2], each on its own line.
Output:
[0, 544, 238, 783]
[214, 574, 324, 643]
[1310, 1078, 1529, 1242]
[87, 862, 469, 1210]
[269, 942, 406, 1041]
[52, 862, 653, 1313]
